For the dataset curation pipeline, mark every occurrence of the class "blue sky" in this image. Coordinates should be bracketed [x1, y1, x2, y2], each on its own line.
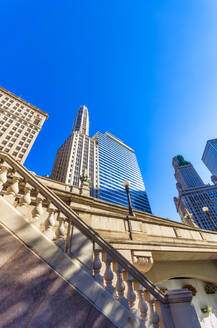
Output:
[1, 0, 217, 221]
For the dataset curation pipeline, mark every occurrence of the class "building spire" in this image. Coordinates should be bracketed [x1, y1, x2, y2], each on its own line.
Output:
[72, 105, 89, 136]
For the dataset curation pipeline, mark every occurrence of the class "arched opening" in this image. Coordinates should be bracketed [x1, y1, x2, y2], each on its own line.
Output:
[157, 277, 217, 328]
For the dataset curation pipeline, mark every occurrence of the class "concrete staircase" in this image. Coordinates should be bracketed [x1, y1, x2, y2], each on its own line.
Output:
[0, 152, 201, 328]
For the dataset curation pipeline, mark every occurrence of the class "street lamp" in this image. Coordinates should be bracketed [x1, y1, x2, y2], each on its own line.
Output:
[202, 207, 217, 231]
[123, 180, 135, 241]
[123, 180, 135, 217]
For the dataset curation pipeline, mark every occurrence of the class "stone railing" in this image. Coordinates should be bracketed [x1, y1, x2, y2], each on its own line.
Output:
[0, 152, 197, 328]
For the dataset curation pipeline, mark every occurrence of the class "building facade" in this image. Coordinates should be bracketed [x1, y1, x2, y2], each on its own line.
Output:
[51, 106, 98, 195]
[173, 155, 217, 231]
[94, 132, 151, 213]
[51, 107, 151, 213]
[202, 138, 217, 177]
[0, 86, 48, 163]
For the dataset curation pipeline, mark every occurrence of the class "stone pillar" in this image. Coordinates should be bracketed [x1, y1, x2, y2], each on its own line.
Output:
[80, 180, 90, 196]
[160, 289, 201, 328]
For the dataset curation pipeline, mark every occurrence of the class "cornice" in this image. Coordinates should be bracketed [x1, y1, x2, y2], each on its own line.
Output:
[0, 86, 49, 118]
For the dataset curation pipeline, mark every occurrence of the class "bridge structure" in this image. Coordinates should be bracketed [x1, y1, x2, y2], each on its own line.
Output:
[1, 152, 217, 327]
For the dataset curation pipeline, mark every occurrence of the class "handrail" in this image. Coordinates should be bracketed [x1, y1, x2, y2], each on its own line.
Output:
[0, 152, 167, 303]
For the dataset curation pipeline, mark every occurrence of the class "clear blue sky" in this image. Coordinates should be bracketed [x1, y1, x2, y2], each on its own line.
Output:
[1, 0, 217, 221]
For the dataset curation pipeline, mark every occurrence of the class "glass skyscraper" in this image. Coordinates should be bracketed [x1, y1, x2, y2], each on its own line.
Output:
[94, 132, 152, 213]
[202, 139, 217, 177]
[173, 155, 217, 231]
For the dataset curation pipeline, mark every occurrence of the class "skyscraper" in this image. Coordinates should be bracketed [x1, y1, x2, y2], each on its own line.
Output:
[0, 86, 48, 163]
[202, 139, 217, 177]
[173, 155, 217, 231]
[51, 106, 98, 195]
[51, 106, 151, 213]
[93, 132, 151, 213]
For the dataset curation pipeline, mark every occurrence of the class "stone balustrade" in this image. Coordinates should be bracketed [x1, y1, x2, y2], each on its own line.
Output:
[0, 153, 166, 327]
[0, 152, 202, 328]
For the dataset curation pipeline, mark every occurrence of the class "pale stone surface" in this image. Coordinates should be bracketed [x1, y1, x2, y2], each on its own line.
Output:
[146, 260, 217, 285]
[158, 279, 217, 328]
[0, 196, 145, 328]
[0, 224, 117, 328]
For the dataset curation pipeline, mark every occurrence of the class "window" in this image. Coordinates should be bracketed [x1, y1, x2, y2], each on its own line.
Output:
[34, 119, 40, 125]
[16, 146, 21, 150]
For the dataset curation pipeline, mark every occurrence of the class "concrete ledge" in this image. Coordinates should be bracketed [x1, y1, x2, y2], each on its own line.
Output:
[0, 196, 144, 328]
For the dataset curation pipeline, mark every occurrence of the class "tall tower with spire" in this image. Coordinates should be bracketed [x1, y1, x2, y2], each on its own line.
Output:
[173, 155, 217, 231]
[72, 105, 89, 135]
[51, 106, 98, 195]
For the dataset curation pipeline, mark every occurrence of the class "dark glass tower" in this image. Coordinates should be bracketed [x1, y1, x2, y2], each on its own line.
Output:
[173, 155, 217, 231]
[202, 139, 217, 177]
[94, 132, 152, 213]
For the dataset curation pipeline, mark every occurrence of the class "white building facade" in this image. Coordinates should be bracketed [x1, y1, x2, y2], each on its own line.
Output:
[0, 86, 48, 163]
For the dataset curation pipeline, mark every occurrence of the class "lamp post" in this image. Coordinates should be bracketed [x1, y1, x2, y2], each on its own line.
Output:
[123, 180, 135, 217]
[123, 180, 135, 240]
[202, 207, 217, 231]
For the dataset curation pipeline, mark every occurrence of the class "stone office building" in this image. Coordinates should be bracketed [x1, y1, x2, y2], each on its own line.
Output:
[0, 86, 48, 163]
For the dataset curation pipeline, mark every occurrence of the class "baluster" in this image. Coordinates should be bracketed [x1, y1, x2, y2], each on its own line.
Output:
[93, 245, 103, 285]
[0, 161, 11, 191]
[16, 182, 33, 217]
[5, 171, 22, 205]
[32, 193, 44, 228]
[113, 262, 128, 308]
[102, 252, 115, 296]
[123, 272, 137, 314]
[134, 282, 148, 324]
[56, 212, 67, 250]
[149, 294, 160, 328]
[20, 183, 32, 208]
[44, 203, 57, 240]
